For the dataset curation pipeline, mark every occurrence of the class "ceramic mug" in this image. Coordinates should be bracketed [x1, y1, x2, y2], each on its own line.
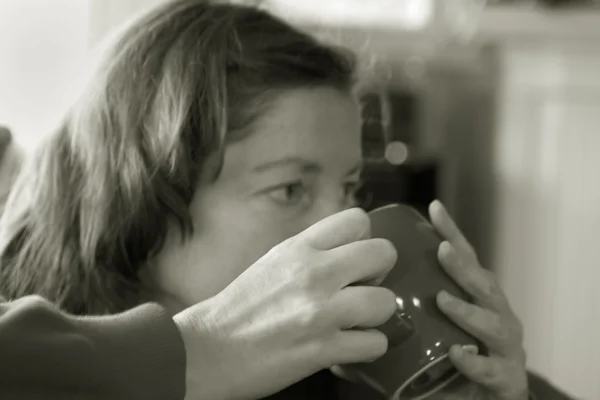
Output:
[341, 204, 481, 400]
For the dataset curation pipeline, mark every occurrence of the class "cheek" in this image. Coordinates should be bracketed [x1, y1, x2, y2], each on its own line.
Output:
[146, 229, 224, 305]
[148, 216, 296, 306]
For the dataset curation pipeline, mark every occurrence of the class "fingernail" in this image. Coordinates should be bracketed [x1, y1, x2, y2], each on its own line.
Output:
[438, 290, 453, 303]
[430, 199, 445, 214]
[462, 345, 479, 355]
[439, 241, 453, 256]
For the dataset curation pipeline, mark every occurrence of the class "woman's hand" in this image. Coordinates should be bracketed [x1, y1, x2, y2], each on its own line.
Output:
[429, 200, 529, 400]
[175, 208, 398, 400]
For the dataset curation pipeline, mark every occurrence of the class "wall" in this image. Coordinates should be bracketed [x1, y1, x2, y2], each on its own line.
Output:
[0, 0, 89, 148]
[491, 40, 600, 400]
[301, 16, 600, 399]
[88, 0, 166, 46]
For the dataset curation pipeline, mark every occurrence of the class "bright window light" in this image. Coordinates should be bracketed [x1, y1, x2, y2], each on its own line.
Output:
[0, 0, 89, 148]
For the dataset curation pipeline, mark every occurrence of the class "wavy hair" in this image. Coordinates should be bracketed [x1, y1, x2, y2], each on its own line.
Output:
[0, 0, 356, 315]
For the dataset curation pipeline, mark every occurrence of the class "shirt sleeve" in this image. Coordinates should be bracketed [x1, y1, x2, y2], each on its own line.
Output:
[528, 371, 576, 400]
[0, 295, 186, 400]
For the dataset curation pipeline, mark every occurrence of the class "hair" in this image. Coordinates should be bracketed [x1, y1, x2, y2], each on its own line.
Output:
[0, 0, 357, 315]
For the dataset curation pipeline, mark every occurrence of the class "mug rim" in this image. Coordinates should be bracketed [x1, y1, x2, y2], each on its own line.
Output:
[391, 352, 461, 400]
[369, 203, 402, 213]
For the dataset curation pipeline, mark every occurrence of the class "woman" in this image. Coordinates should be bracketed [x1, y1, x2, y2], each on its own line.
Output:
[0, 1, 565, 399]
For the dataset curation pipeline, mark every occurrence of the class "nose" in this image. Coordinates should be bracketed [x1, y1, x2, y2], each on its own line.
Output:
[304, 191, 353, 229]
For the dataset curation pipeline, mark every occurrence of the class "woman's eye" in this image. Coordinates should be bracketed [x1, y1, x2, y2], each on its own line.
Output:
[267, 182, 310, 206]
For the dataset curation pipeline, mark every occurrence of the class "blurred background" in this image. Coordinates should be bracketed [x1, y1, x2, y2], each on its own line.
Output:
[1, 1, 598, 398]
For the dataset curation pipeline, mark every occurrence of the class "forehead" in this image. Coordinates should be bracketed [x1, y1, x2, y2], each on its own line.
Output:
[219, 87, 362, 179]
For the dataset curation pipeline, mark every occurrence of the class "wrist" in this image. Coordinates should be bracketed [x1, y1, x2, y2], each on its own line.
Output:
[173, 297, 229, 400]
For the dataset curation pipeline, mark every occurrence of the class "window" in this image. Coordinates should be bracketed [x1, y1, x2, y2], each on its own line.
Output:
[0, 0, 89, 148]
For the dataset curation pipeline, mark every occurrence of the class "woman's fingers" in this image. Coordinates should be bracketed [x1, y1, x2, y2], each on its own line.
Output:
[427, 202, 530, 399]
[324, 286, 396, 366]
[327, 238, 397, 289]
[429, 201, 508, 311]
[429, 200, 474, 257]
[437, 240, 508, 312]
[448, 345, 529, 398]
[300, 207, 370, 250]
[328, 329, 388, 365]
[437, 291, 522, 358]
[329, 285, 397, 330]
[448, 345, 505, 388]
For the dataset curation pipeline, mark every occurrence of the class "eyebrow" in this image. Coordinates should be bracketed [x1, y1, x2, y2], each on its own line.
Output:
[251, 157, 320, 174]
[251, 157, 363, 176]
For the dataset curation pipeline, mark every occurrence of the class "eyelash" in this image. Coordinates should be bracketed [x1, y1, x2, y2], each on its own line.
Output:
[267, 182, 310, 207]
[267, 179, 364, 208]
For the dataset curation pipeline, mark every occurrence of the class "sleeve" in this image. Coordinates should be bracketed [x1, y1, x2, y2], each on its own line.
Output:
[0, 295, 186, 400]
[528, 371, 577, 400]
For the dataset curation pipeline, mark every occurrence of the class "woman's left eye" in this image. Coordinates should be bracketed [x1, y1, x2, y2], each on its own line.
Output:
[266, 182, 311, 207]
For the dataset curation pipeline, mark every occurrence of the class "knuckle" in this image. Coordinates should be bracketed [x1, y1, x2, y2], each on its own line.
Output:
[463, 277, 484, 298]
[452, 250, 470, 271]
[371, 331, 389, 359]
[509, 317, 525, 345]
[290, 254, 326, 292]
[465, 244, 478, 263]
[298, 264, 325, 292]
[18, 296, 59, 319]
[277, 232, 303, 251]
[297, 300, 329, 332]
[480, 275, 499, 298]
[458, 301, 477, 319]
[492, 323, 510, 342]
[482, 363, 499, 382]
[270, 238, 309, 270]
[468, 270, 500, 300]
[515, 318, 525, 339]
[458, 259, 472, 277]
[483, 269, 499, 288]
[22, 295, 53, 313]
[518, 348, 528, 365]
[27, 294, 47, 304]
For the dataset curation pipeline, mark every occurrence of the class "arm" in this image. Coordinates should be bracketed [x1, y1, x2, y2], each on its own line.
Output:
[0, 295, 185, 400]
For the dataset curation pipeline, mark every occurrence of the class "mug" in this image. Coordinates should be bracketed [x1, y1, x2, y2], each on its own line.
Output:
[341, 204, 481, 400]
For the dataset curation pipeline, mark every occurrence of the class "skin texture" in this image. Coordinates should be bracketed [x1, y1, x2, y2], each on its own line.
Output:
[430, 200, 529, 400]
[145, 87, 363, 311]
[147, 87, 529, 399]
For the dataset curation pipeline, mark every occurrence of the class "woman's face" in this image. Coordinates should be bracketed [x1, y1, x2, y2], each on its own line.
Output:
[146, 87, 363, 312]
